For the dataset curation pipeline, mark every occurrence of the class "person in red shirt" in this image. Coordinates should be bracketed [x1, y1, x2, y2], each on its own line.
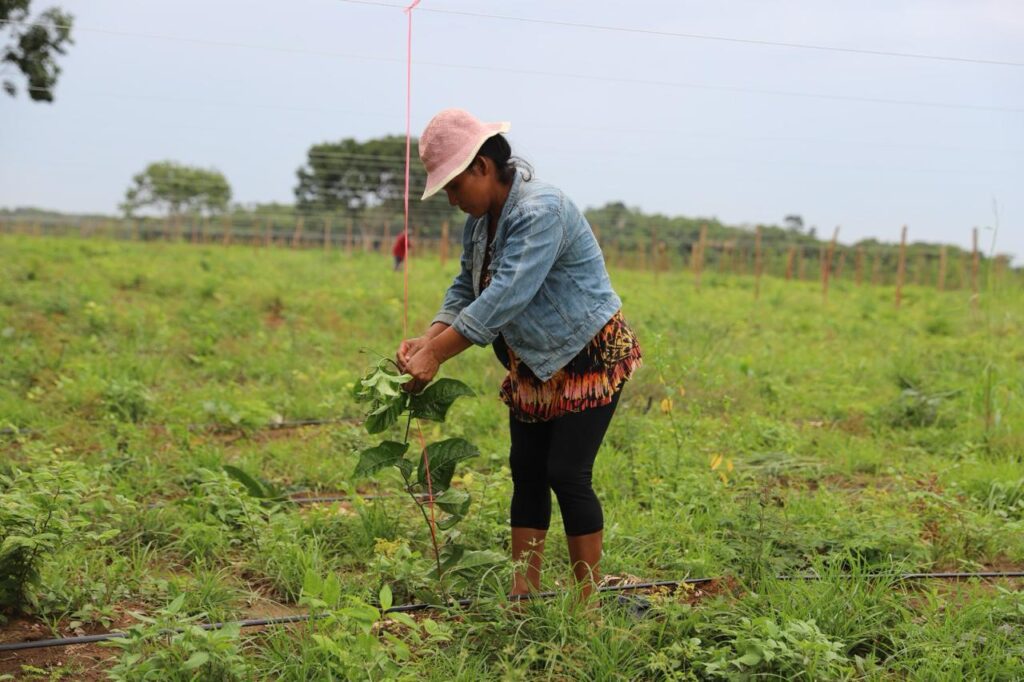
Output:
[392, 232, 409, 271]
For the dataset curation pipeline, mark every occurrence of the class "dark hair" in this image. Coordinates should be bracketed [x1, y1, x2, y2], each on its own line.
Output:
[476, 134, 533, 185]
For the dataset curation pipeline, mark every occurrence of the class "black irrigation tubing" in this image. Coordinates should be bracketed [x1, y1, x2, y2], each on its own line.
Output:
[186, 417, 359, 433]
[1, 418, 356, 439]
[289, 492, 428, 505]
[4, 571, 1024, 653]
[143, 492, 424, 510]
[0, 427, 38, 437]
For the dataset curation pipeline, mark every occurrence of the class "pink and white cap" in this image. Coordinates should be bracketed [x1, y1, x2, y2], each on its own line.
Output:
[418, 108, 511, 200]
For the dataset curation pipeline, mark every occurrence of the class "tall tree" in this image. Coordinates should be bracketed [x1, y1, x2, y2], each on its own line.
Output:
[120, 161, 232, 218]
[1, 0, 73, 101]
[294, 135, 444, 223]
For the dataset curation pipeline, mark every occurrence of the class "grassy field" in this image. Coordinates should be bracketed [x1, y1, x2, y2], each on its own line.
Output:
[1, 234, 1022, 680]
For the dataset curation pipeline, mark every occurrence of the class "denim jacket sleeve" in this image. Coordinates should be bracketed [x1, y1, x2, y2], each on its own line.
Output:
[432, 224, 475, 327]
[452, 204, 564, 346]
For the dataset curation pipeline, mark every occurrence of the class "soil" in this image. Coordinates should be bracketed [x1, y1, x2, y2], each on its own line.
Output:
[0, 617, 116, 680]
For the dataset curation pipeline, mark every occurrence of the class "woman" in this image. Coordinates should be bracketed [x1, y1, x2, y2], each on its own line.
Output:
[397, 108, 641, 602]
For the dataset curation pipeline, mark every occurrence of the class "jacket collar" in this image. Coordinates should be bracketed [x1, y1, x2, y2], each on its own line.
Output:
[471, 170, 522, 295]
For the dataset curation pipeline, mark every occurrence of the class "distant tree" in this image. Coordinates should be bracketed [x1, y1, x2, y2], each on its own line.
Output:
[294, 135, 444, 223]
[120, 161, 231, 218]
[1, 0, 73, 101]
[783, 214, 804, 233]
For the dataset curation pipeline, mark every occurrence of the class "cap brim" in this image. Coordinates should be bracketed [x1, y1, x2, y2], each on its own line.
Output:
[420, 121, 511, 200]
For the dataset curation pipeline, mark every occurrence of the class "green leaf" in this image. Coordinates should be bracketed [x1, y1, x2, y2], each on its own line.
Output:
[435, 488, 470, 516]
[436, 514, 462, 530]
[395, 458, 414, 480]
[323, 573, 341, 608]
[422, 618, 450, 640]
[358, 366, 412, 399]
[354, 441, 410, 478]
[388, 612, 417, 628]
[222, 464, 266, 498]
[408, 379, 475, 422]
[301, 570, 321, 600]
[365, 393, 408, 434]
[182, 651, 210, 670]
[165, 593, 186, 615]
[341, 603, 380, 624]
[455, 550, 506, 570]
[379, 584, 393, 611]
[736, 652, 761, 667]
[417, 438, 479, 491]
[436, 544, 465, 574]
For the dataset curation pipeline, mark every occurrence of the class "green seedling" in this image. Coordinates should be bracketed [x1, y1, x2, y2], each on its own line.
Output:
[351, 357, 502, 597]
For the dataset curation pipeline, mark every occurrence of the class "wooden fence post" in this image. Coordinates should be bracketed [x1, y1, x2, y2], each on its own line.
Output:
[971, 227, 980, 310]
[937, 246, 947, 291]
[820, 244, 828, 303]
[440, 220, 450, 268]
[855, 247, 864, 286]
[895, 225, 908, 308]
[650, 227, 658, 281]
[346, 219, 354, 254]
[754, 226, 763, 300]
[694, 225, 707, 292]
[827, 226, 839, 274]
[291, 216, 304, 249]
[785, 246, 795, 280]
[323, 216, 332, 252]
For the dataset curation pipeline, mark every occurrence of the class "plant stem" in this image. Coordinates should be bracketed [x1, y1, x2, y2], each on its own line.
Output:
[399, 463, 444, 586]
[401, 410, 444, 586]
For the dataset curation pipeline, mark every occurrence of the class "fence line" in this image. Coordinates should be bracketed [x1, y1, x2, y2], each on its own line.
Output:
[1, 215, 1016, 296]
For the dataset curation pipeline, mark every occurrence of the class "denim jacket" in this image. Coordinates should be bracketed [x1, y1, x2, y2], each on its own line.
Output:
[432, 171, 622, 381]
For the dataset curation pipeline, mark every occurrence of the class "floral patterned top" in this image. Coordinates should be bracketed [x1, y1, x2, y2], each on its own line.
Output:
[482, 240, 642, 422]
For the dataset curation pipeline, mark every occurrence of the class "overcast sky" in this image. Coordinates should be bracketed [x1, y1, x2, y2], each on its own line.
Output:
[2, 0, 1022, 260]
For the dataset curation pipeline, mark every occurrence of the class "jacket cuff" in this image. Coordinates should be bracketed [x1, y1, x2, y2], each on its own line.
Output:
[432, 310, 460, 327]
[452, 310, 497, 346]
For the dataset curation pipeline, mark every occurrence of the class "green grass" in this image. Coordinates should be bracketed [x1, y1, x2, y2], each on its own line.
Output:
[1, 234, 1022, 680]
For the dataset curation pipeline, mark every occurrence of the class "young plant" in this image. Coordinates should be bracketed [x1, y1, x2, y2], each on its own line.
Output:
[351, 357, 501, 595]
[0, 460, 119, 617]
[295, 569, 452, 679]
[105, 594, 252, 681]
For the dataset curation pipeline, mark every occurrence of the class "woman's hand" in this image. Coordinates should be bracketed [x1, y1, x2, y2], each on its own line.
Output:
[401, 345, 441, 393]
[397, 336, 426, 370]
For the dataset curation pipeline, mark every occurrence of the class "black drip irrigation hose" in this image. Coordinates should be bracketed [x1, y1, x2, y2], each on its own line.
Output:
[144, 492, 421, 511]
[3, 571, 1023, 653]
[289, 492, 428, 505]
[188, 418, 358, 434]
[0, 427, 37, 437]
[1, 418, 355, 440]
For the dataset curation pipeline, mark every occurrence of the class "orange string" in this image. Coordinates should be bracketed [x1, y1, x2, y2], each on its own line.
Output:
[403, 0, 438, 559]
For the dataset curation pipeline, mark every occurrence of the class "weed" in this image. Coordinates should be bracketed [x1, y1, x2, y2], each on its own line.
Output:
[102, 378, 154, 423]
[105, 594, 253, 681]
[0, 460, 119, 617]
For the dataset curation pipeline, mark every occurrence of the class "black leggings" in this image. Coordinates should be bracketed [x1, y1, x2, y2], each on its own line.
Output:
[508, 391, 620, 537]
